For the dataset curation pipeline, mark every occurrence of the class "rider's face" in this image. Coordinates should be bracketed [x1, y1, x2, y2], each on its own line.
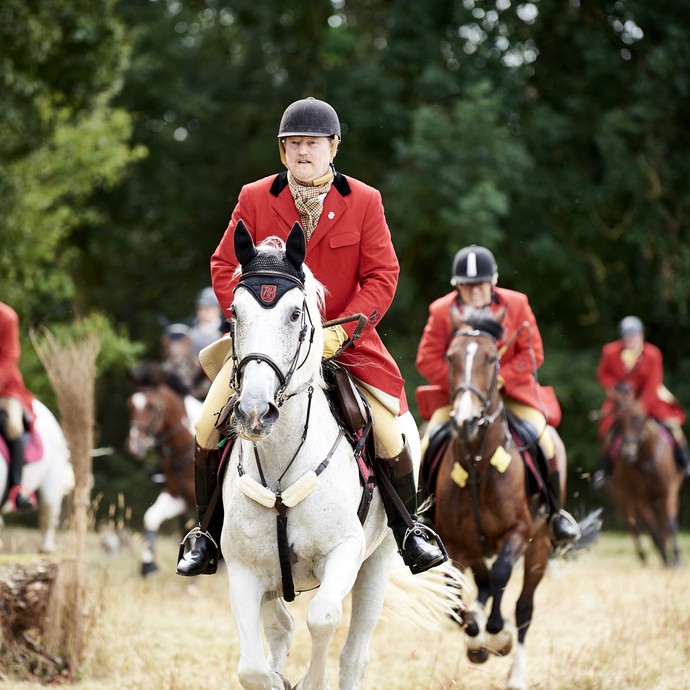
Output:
[458, 282, 492, 308]
[283, 136, 332, 183]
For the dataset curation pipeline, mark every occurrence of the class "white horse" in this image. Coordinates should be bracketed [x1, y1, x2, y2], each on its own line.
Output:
[220, 222, 461, 690]
[0, 398, 73, 553]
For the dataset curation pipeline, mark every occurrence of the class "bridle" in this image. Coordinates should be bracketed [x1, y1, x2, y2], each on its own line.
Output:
[228, 266, 345, 603]
[229, 271, 317, 407]
[449, 328, 504, 434]
[128, 387, 194, 460]
[448, 327, 508, 558]
[616, 401, 650, 463]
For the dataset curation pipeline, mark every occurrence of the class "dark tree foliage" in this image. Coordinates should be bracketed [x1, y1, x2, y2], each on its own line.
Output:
[3, 0, 690, 524]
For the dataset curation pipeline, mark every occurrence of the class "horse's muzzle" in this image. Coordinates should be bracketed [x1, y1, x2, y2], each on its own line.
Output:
[451, 415, 481, 443]
[233, 398, 280, 440]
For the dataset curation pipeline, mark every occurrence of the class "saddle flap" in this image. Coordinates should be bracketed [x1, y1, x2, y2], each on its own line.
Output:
[506, 413, 547, 496]
[331, 365, 370, 432]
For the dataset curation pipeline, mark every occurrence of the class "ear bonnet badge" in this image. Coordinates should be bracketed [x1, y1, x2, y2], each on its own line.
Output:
[234, 220, 307, 309]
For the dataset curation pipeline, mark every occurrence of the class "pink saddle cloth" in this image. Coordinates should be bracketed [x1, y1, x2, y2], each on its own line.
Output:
[0, 430, 44, 465]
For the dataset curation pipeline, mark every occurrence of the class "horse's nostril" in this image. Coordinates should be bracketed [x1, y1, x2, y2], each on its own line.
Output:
[262, 404, 280, 427]
[235, 399, 279, 429]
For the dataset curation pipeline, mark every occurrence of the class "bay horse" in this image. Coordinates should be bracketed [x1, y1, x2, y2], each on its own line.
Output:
[604, 389, 683, 566]
[126, 364, 201, 575]
[430, 305, 569, 690]
[218, 221, 462, 690]
[0, 398, 73, 553]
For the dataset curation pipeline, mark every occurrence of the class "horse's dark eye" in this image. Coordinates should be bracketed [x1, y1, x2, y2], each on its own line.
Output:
[290, 309, 301, 322]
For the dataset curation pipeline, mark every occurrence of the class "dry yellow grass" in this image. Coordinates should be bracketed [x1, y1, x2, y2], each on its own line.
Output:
[1, 527, 690, 689]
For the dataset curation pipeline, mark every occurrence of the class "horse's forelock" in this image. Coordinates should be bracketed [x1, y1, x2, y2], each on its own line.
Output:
[460, 315, 504, 341]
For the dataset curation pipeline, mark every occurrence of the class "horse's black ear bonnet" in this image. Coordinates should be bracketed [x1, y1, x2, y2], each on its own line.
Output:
[234, 220, 307, 308]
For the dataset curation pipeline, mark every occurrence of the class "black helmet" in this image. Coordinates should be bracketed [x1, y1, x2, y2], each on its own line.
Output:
[451, 245, 498, 285]
[277, 97, 341, 139]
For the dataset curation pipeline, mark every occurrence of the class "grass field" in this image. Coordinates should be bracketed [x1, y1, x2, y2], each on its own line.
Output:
[1, 527, 690, 690]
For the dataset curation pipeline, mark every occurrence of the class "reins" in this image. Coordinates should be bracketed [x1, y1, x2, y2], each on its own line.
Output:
[229, 292, 317, 407]
[229, 271, 366, 602]
[448, 327, 510, 558]
[129, 388, 195, 469]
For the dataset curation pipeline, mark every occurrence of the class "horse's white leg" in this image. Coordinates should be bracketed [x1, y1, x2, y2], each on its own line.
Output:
[339, 542, 395, 690]
[262, 596, 294, 674]
[296, 539, 364, 690]
[141, 492, 187, 574]
[37, 491, 60, 554]
[507, 641, 527, 690]
[229, 565, 287, 690]
[35, 463, 64, 554]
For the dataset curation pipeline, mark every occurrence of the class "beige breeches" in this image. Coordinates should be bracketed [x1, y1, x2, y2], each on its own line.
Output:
[195, 358, 403, 458]
[0, 397, 24, 440]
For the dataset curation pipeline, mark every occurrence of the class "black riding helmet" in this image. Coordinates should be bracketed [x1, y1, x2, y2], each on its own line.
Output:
[277, 97, 341, 139]
[277, 97, 341, 171]
[451, 245, 498, 286]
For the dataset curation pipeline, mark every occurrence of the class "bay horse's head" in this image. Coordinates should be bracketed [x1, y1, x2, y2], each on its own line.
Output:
[612, 389, 648, 463]
[126, 364, 187, 458]
[446, 304, 505, 443]
[230, 220, 325, 441]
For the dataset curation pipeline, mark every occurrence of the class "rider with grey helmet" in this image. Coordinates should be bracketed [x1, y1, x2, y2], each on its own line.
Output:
[595, 315, 690, 483]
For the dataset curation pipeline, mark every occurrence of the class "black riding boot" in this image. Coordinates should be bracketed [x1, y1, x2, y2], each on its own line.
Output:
[378, 444, 447, 574]
[5, 437, 34, 513]
[547, 470, 580, 546]
[176, 443, 223, 576]
[673, 442, 690, 477]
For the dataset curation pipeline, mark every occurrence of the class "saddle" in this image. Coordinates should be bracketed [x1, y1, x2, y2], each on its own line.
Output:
[419, 414, 549, 517]
[505, 413, 548, 500]
[0, 430, 44, 465]
[322, 362, 377, 523]
[213, 364, 377, 525]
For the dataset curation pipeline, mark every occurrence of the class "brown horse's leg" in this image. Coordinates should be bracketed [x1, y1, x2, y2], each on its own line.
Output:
[667, 473, 683, 566]
[515, 531, 549, 645]
[627, 513, 647, 564]
[506, 529, 549, 690]
[485, 536, 524, 643]
[464, 560, 491, 664]
[641, 501, 669, 566]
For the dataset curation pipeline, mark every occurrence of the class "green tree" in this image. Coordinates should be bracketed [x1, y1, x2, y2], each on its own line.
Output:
[0, 1, 144, 322]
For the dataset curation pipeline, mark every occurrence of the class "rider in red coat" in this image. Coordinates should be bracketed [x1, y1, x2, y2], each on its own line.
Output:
[177, 97, 446, 578]
[595, 315, 690, 479]
[0, 302, 36, 512]
[415, 245, 579, 545]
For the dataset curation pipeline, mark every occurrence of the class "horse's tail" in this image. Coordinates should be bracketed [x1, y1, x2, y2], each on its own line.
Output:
[382, 557, 465, 629]
[553, 507, 604, 561]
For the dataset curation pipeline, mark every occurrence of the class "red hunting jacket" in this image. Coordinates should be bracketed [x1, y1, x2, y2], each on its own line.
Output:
[596, 339, 685, 437]
[211, 171, 407, 413]
[0, 302, 35, 422]
[415, 287, 561, 425]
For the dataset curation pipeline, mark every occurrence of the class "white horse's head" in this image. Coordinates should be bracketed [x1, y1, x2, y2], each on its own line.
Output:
[230, 220, 325, 441]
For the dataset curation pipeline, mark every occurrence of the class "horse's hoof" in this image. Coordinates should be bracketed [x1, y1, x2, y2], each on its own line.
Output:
[489, 623, 514, 656]
[465, 619, 480, 637]
[467, 646, 489, 664]
[141, 561, 159, 577]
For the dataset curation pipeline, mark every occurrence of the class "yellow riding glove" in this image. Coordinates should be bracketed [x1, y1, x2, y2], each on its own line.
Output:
[322, 325, 349, 359]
